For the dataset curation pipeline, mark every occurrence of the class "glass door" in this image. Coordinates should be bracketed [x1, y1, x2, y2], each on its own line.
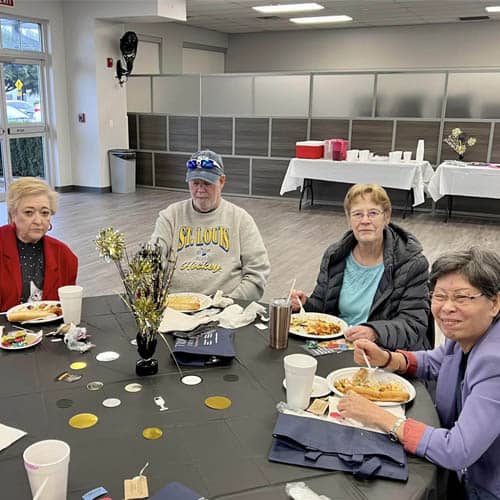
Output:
[0, 58, 47, 201]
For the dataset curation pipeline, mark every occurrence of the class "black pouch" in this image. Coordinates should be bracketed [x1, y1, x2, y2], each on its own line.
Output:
[172, 328, 235, 367]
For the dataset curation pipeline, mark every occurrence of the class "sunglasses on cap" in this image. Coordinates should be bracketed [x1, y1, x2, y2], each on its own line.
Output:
[186, 157, 222, 170]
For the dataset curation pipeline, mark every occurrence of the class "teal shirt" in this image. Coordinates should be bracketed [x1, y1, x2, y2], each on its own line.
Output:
[338, 252, 384, 326]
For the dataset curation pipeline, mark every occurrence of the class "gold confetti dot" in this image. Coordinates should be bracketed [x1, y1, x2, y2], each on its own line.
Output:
[70, 362, 87, 370]
[205, 396, 231, 410]
[142, 427, 163, 440]
[68, 413, 98, 429]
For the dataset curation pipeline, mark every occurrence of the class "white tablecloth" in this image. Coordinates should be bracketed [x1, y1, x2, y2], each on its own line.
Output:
[280, 158, 434, 206]
[427, 162, 500, 202]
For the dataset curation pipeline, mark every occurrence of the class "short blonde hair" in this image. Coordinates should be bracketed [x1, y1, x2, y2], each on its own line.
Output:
[7, 177, 58, 217]
[344, 183, 391, 215]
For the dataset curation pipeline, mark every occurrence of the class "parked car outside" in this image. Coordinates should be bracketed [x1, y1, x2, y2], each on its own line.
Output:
[6, 104, 30, 122]
[7, 100, 35, 119]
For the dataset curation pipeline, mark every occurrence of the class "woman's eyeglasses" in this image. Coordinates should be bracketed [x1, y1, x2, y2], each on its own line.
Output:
[430, 292, 483, 305]
[350, 209, 384, 221]
[186, 157, 221, 170]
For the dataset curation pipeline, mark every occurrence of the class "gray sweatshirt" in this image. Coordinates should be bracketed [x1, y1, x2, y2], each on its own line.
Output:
[151, 199, 270, 301]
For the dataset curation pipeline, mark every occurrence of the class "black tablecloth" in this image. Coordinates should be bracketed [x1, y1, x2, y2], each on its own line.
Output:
[0, 296, 443, 499]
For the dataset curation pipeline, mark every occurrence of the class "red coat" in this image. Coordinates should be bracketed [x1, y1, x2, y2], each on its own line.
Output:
[0, 224, 78, 311]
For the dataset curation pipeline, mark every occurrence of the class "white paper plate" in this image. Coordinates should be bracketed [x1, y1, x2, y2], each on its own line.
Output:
[0, 331, 43, 350]
[6, 301, 63, 324]
[282, 375, 331, 398]
[166, 292, 212, 313]
[326, 367, 416, 406]
[289, 312, 347, 340]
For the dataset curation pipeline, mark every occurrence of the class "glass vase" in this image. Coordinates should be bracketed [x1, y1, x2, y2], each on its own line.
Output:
[136, 331, 158, 376]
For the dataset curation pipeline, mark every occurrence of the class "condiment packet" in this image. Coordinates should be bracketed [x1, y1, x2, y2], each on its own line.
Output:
[124, 475, 148, 499]
[301, 339, 354, 356]
[306, 399, 329, 416]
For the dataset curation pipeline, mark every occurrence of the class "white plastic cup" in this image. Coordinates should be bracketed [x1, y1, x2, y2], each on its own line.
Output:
[403, 151, 412, 162]
[284, 354, 317, 410]
[389, 151, 402, 162]
[58, 285, 83, 325]
[23, 440, 70, 500]
[346, 149, 359, 161]
[358, 149, 370, 161]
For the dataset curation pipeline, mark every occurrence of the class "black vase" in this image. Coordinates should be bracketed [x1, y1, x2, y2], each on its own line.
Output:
[458, 154, 465, 161]
[136, 332, 158, 376]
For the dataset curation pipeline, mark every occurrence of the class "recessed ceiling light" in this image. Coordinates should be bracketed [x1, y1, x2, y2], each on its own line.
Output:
[290, 15, 352, 24]
[253, 3, 324, 14]
[485, 6, 500, 12]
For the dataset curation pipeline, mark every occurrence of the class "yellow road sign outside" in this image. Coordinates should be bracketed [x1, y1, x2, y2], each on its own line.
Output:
[15, 79, 23, 90]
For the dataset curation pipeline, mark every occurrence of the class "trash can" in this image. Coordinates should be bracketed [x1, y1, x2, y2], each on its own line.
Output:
[108, 149, 136, 193]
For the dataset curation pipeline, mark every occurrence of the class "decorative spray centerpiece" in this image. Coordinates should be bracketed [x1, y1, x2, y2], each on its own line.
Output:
[95, 227, 175, 376]
[443, 127, 477, 160]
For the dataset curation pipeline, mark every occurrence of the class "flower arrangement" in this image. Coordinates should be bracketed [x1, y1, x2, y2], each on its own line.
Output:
[95, 227, 175, 375]
[443, 128, 477, 160]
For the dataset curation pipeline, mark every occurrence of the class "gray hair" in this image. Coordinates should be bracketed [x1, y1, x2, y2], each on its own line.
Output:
[430, 247, 500, 305]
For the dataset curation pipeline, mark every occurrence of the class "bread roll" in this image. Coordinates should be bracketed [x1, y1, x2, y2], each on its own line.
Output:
[166, 296, 201, 311]
[7, 309, 55, 322]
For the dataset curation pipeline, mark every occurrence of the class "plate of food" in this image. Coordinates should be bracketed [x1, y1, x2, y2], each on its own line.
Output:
[283, 375, 331, 398]
[1, 329, 43, 350]
[166, 293, 212, 313]
[289, 312, 347, 340]
[326, 367, 415, 406]
[6, 301, 63, 324]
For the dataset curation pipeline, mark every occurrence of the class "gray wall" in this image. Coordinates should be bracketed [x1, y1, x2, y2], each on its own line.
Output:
[226, 21, 500, 73]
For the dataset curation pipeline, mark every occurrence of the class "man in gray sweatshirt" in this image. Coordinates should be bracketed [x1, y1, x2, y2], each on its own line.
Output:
[151, 150, 270, 301]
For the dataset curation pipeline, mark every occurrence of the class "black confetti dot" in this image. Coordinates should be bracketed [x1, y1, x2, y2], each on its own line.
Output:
[56, 398, 74, 408]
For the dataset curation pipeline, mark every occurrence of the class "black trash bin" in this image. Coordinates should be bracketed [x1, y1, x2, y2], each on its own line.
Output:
[108, 149, 136, 193]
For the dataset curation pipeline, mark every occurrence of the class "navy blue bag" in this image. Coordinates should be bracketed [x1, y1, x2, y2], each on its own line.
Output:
[172, 328, 235, 367]
[149, 481, 205, 500]
[268, 413, 408, 481]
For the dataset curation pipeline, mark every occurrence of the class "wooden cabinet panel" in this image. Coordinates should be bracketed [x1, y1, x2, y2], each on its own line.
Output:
[351, 120, 393, 155]
[139, 115, 167, 151]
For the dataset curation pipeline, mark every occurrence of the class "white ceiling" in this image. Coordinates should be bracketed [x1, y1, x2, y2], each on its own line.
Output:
[183, 0, 500, 34]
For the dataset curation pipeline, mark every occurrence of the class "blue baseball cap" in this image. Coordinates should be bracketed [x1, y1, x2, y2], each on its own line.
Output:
[186, 150, 225, 184]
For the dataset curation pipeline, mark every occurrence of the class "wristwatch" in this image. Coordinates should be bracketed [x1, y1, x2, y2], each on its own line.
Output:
[388, 416, 406, 442]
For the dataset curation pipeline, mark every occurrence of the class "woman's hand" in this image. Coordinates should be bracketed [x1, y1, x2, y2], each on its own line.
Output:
[337, 392, 392, 428]
[338, 392, 402, 436]
[344, 325, 377, 342]
[290, 289, 307, 312]
[353, 339, 391, 368]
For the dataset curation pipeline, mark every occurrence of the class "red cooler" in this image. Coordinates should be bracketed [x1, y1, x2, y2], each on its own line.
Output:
[296, 141, 324, 159]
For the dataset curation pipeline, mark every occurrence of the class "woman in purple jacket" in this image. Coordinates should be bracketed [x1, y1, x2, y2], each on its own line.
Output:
[338, 247, 500, 500]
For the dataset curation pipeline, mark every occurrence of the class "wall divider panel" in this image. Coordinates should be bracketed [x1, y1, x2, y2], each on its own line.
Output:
[128, 69, 500, 216]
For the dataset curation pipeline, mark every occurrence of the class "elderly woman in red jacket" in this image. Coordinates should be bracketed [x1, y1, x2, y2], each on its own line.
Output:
[0, 177, 77, 311]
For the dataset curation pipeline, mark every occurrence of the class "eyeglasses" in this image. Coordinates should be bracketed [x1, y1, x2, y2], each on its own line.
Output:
[350, 209, 384, 221]
[430, 291, 483, 305]
[186, 157, 221, 170]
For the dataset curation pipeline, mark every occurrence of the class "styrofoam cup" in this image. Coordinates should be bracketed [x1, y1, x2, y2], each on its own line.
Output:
[403, 151, 412, 161]
[284, 354, 317, 410]
[358, 149, 370, 161]
[346, 149, 359, 161]
[23, 440, 70, 500]
[58, 285, 83, 325]
[389, 151, 402, 162]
